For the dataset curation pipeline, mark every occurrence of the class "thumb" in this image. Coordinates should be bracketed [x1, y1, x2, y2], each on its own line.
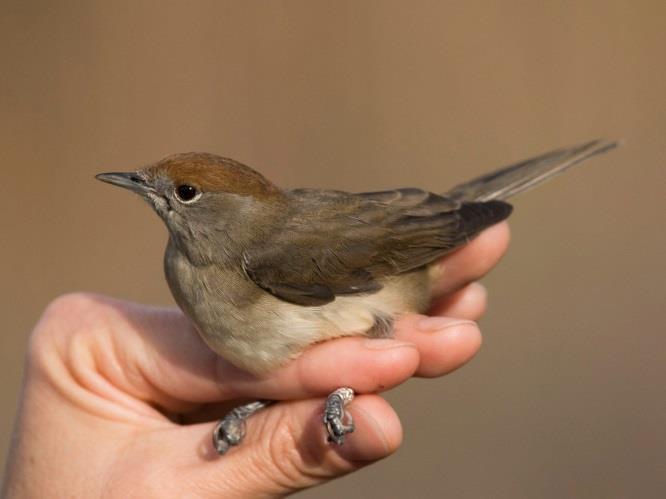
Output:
[184, 395, 402, 497]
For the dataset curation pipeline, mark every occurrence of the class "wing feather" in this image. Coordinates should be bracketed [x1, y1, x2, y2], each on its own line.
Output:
[243, 188, 511, 306]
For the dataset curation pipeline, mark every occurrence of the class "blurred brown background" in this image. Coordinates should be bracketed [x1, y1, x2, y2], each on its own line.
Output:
[1, 1, 665, 497]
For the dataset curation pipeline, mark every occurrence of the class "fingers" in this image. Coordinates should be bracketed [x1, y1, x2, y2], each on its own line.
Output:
[37, 288, 483, 418]
[393, 314, 482, 378]
[40, 293, 420, 411]
[221, 337, 420, 401]
[178, 395, 401, 497]
[430, 222, 510, 297]
[429, 282, 487, 319]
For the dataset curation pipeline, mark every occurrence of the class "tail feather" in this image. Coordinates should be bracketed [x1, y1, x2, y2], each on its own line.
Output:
[446, 139, 619, 202]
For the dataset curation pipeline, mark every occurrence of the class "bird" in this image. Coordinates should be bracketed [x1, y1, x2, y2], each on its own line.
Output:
[96, 139, 618, 453]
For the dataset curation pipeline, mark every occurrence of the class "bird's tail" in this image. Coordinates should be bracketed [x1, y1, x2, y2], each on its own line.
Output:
[446, 139, 619, 202]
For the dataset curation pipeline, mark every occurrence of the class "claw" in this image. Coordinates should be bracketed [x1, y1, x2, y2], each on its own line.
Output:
[212, 412, 247, 454]
[212, 400, 272, 455]
[323, 387, 355, 445]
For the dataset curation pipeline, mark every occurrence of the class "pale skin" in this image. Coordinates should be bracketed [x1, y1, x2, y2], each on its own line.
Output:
[2, 223, 509, 498]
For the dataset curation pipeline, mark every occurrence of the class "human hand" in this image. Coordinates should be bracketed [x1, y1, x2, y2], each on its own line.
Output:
[2, 223, 509, 498]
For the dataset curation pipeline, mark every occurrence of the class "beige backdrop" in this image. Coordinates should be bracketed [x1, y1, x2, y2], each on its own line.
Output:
[1, 1, 665, 497]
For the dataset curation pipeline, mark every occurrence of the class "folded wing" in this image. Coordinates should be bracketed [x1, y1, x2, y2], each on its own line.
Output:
[242, 188, 511, 305]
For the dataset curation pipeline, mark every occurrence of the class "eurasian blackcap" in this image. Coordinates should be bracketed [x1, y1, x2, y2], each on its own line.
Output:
[97, 139, 617, 453]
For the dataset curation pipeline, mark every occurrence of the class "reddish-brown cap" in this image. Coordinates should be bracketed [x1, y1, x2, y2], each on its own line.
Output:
[144, 152, 282, 199]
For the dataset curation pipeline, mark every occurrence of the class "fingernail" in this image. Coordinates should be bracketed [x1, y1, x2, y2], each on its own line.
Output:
[362, 338, 415, 350]
[336, 405, 392, 461]
[418, 316, 475, 332]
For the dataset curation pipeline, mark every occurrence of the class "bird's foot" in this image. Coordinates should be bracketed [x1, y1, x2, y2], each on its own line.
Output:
[213, 400, 272, 455]
[323, 387, 355, 445]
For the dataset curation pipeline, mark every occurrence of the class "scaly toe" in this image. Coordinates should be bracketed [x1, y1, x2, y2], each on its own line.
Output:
[323, 387, 356, 445]
[212, 413, 246, 455]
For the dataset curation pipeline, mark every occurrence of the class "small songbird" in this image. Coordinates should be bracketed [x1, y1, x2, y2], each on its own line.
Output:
[97, 139, 617, 453]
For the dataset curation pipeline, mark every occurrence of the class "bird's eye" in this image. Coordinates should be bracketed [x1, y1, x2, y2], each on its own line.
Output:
[174, 184, 201, 203]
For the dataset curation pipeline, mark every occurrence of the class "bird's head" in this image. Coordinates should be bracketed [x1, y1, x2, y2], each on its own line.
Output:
[96, 152, 285, 262]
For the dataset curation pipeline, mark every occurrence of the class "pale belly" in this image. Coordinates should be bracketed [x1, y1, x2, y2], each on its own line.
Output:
[165, 243, 437, 375]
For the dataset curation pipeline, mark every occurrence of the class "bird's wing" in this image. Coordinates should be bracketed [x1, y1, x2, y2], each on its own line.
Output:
[242, 188, 511, 306]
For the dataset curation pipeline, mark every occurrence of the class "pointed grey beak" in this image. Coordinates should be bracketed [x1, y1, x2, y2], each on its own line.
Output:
[95, 172, 153, 195]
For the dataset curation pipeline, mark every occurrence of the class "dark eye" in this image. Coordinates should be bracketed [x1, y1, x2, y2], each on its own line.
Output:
[174, 184, 200, 203]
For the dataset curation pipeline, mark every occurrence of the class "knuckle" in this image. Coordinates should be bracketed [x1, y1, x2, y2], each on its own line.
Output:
[27, 292, 107, 367]
[40, 292, 104, 327]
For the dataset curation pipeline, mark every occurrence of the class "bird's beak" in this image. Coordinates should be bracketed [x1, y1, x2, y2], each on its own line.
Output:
[95, 172, 153, 195]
